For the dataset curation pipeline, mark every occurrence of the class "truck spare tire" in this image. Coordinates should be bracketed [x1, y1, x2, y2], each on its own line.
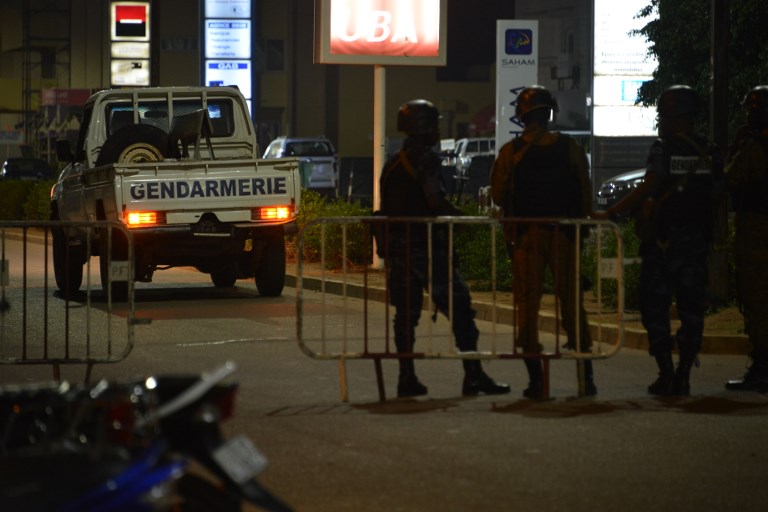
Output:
[96, 124, 169, 166]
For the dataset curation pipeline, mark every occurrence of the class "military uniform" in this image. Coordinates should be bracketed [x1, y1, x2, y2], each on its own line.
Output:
[490, 85, 595, 399]
[599, 85, 724, 396]
[638, 133, 723, 361]
[491, 126, 593, 354]
[381, 141, 478, 357]
[725, 125, 768, 390]
[381, 99, 509, 398]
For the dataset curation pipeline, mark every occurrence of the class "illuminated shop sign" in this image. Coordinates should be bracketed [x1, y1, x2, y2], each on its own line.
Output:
[111, 59, 150, 86]
[495, 20, 539, 147]
[593, 0, 657, 136]
[111, 2, 151, 86]
[205, 19, 251, 59]
[206, 60, 252, 98]
[203, 1, 253, 110]
[205, 0, 250, 18]
[111, 41, 151, 59]
[315, 0, 447, 65]
[112, 2, 150, 41]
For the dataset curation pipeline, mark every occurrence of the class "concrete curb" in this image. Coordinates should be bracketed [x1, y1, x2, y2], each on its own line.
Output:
[287, 273, 749, 356]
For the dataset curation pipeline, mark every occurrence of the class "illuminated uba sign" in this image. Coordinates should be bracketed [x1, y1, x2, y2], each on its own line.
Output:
[315, 0, 446, 65]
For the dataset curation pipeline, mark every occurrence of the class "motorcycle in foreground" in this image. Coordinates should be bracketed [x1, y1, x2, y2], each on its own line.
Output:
[0, 362, 293, 511]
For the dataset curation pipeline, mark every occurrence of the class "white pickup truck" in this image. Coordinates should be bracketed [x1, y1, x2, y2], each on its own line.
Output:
[51, 86, 300, 299]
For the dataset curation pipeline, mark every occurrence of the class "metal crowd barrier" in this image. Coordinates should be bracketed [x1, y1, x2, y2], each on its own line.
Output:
[296, 215, 627, 402]
[0, 221, 136, 382]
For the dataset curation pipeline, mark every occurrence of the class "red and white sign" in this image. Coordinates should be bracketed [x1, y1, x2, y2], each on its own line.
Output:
[315, 0, 446, 65]
[111, 2, 150, 42]
[111, 2, 151, 86]
[42, 89, 92, 107]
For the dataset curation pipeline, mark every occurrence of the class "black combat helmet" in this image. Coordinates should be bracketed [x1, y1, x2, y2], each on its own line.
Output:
[397, 99, 440, 136]
[742, 85, 768, 112]
[515, 85, 558, 121]
[657, 85, 701, 118]
[742, 85, 768, 127]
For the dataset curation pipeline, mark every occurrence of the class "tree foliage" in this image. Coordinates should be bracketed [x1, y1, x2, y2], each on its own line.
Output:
[634, 0, 768, 137]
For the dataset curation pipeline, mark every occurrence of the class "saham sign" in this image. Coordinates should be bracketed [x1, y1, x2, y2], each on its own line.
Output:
[315, 0, 447, 65]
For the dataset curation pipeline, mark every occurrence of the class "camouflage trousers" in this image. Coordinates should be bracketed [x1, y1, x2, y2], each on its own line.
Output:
[510, 226, 592, 354]
[386, 239, 479, 354]
[639, 227, 710, 358]
[734, 212, 768, 356]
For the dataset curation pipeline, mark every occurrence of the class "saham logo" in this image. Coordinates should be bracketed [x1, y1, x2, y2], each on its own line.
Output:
[505, 29, 533, 55]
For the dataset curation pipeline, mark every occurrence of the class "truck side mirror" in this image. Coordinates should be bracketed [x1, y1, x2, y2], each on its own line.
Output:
[55, 139, 74, 163]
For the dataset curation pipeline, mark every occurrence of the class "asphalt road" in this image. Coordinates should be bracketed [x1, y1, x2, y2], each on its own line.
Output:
[1, 235, 767, 512]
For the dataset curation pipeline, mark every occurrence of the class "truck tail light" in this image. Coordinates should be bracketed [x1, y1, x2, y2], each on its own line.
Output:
[125, 211, 166, 227]
[252, 205, 294, 221]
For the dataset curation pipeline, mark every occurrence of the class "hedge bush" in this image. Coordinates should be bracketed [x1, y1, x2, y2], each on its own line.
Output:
[289, 189, 373, 268]
[0, 181, 33, 220]
[582, 220, 642, 311]
[453, 203, 513, 291]
[23, 181, 55, 221]
[0, 180, 55, 221]
[288, 193, 737, 314]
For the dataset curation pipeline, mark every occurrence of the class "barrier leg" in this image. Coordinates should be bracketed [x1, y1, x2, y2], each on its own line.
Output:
[373, 358, 386, 402]
[577, 360, 586, 398]
[542, 357, 551, 401]
[338, 358, 348, 402]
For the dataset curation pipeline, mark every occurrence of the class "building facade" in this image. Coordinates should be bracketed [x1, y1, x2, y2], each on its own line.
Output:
[0, 0, 593, 162]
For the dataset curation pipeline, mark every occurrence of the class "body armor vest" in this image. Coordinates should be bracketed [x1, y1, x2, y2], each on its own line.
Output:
[512, 134, 579, 217]
[656, 134, 721, 228]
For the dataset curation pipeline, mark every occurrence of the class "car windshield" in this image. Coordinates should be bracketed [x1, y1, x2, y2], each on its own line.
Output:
[106, 99, 235, 137]
[284, 141, 333, 157]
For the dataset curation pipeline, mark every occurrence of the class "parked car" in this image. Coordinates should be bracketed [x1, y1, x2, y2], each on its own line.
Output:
[263, 136, 338, 191]
[438, 137, 496, 197]
[0, 158, 56, 181]
[595, 168, 646, 212]
[453, 137, 496, 175]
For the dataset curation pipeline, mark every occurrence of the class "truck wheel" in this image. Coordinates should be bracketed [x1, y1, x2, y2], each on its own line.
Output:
[210, 264, 237, 288]
[255, 235, 286, 297]
[99, 228, 129, 302]
[95, 125, 168, 166]
[52, 227, 84, 297]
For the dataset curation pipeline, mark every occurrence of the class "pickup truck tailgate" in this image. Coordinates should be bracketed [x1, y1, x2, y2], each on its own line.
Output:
[116, 158, 300, 223]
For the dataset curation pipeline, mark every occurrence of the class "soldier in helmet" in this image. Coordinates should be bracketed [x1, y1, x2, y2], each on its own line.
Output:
[595, 85, 724, 396]
[724, 86, 768, 392]
[380, 98, 510, 398]
[490, 85, 595, 399]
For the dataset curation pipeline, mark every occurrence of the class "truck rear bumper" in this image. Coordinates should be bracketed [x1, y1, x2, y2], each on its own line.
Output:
[126, 221, 294, 270]
[129, 221, 297, 237]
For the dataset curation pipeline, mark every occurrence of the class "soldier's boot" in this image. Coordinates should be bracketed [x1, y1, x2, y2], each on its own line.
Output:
[674, 353, 696, 396]
[583, 360, 597, 397]
[726, 348, 768, 392]
[397, 359, 428, 398]
[523, 358, 544, 400]
[461, 360, 511, 396]
[648, 351, 676, 396]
